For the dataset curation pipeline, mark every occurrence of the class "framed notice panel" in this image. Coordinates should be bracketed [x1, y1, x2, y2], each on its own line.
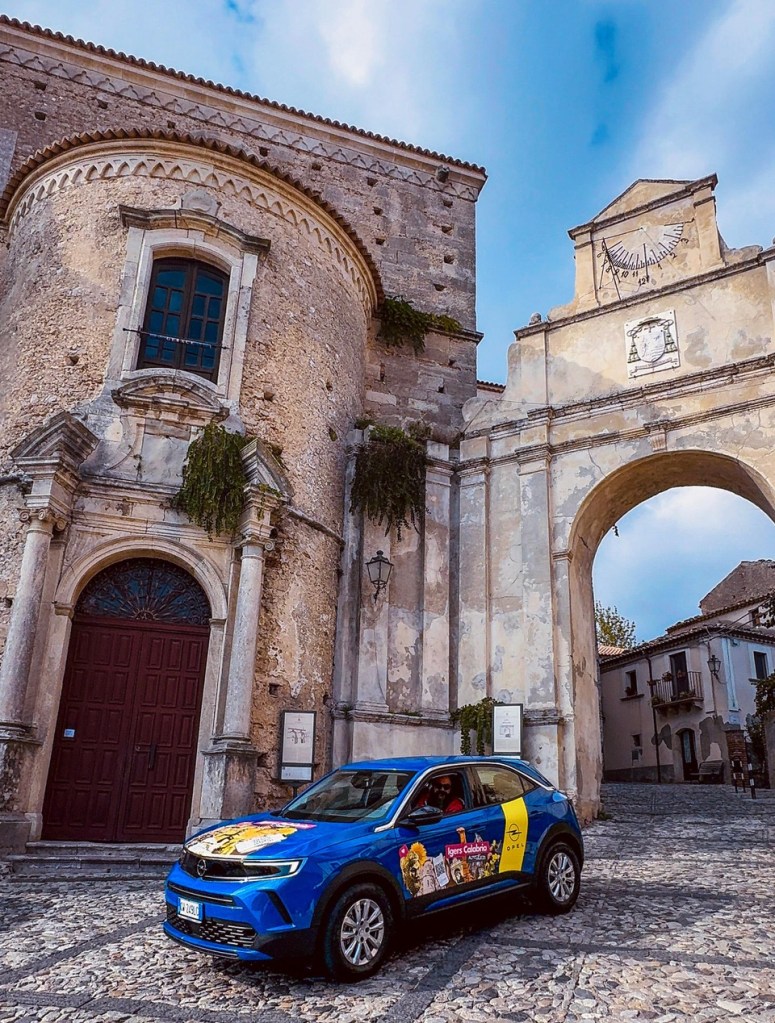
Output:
[279, 710, 316, 783]
[491, 704, 523, 756]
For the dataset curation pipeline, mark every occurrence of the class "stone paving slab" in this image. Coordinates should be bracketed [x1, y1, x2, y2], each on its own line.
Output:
[1, 783, 773, 1023]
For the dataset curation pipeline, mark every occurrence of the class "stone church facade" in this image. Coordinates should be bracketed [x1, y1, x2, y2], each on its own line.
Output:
[3, 18, 775, 851]
[0, 17, 484, 851]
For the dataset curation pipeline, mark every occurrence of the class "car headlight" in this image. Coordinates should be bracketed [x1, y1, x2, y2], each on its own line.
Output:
[242, 859, 303, 878]
[178, 849, 305, 881]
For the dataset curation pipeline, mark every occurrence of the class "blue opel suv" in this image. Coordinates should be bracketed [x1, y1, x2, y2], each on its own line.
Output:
[164, 756, 583, 980]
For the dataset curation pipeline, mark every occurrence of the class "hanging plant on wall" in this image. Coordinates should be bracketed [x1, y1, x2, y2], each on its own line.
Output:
[350, 423, 428, 539]
[378, 296, 462, 354]
[174, 421, 250, 537]
[452, 697, 499, 755]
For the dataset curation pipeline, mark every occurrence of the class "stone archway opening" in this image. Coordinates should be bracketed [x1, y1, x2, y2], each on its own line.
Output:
[568, 451, 775, 812]
[42, 558, 211, 844]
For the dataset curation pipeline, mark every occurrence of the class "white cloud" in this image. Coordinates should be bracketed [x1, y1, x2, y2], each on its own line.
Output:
[318, 0, 384, 87]
[242, 0, 475, 149]
[622, 0, 775, 250]
[630, 0, 775, 180]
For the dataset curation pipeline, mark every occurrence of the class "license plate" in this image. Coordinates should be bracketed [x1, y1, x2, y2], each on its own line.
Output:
[178, 897, 202, 922]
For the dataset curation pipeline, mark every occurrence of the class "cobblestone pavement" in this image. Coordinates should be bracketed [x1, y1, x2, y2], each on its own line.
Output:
[1, 783, 774, 1023]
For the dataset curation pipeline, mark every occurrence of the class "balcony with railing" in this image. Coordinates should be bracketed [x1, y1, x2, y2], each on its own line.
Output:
[649, 672, 704, 711]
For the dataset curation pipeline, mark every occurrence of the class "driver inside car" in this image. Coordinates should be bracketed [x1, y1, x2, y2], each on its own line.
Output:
[413, 774, 464, 815]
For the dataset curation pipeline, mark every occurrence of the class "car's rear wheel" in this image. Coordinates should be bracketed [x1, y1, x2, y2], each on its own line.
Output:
[321, 882, 393, 981]
[534, 841, 580, 914]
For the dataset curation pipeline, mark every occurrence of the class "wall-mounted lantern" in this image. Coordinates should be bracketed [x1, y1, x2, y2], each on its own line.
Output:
[707, 653, 721, 681]
[366, 550, 393, 601]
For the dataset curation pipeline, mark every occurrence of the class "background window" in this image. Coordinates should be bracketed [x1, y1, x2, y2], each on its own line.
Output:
[624, 669, 638, 696]
[137, 258, 227, 381]
[753, 651, 769, 680]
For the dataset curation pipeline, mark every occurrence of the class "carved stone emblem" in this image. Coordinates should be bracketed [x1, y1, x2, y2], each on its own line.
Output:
[625, 309, 679, 378]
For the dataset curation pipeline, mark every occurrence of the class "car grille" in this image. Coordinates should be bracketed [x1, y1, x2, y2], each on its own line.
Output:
[166, 903, 256, 949]
[180, 850, 282, 881]
[168, 881, 234, 906]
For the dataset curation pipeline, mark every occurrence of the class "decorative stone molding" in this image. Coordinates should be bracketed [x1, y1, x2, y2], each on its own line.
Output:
[111, 375, 230, 427]
[0, 28, 485, 201]
[240, 438, 291, 499]
[12, 411, 99, 521]
[1, 133, 382, 313]
[334, 706, 455, 730]
[119, 204, 270, 257]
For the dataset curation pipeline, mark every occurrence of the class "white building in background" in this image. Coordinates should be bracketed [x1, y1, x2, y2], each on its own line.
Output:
[600, 561, 775, 782]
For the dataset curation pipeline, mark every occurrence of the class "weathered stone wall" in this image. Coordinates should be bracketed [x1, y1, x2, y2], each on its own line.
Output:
[0, 19, 486, 838]
[0, 137, 375, 813]
[459, 176, 775, 817]
[0, 18, 484, 435]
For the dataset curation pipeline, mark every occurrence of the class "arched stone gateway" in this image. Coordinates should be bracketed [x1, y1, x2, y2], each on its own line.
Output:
[43, 559, 211, 843]
[459, 175, 775, 818]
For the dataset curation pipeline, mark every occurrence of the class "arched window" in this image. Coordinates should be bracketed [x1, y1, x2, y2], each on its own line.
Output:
[137, 258, 227, 381]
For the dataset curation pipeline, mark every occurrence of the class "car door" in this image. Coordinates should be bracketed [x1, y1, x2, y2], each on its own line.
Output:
[393, 768, 507, 914]
[468, 763, 535, 879]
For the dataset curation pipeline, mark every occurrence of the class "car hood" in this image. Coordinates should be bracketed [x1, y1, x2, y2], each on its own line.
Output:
[185, 814, 373, 860]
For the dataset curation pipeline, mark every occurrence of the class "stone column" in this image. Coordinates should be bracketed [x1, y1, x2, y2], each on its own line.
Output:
[0, 511, 61, 731]
[200, 483, 281, 824]
[354, 514, 391, 714]
[331, 434, 363, 766]
[220, 532, 270, 741]
[0, 510, 62, 851]
[421, 443, 452, 717]
[457, 441, 490, 709]
[0, 412, 98, 852]
[551, 549, 580, 800]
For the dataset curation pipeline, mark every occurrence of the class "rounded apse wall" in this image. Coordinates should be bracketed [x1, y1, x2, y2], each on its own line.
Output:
[0, 138, 379, 789]
[0, 137, 375, 527]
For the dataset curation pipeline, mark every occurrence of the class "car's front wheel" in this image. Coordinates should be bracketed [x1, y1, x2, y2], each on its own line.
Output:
[534, 842, 580, 914]
[321, 882, 393, 981]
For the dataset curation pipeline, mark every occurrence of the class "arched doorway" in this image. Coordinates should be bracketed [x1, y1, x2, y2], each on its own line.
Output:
[569, 451, 775, 808]
[43, 558, 211, 843]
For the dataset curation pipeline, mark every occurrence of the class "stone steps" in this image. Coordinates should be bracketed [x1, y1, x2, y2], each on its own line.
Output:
[6, 840, 181, 881]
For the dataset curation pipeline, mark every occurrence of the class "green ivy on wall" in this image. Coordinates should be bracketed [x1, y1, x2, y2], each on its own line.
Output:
[350, 423, 428, 539]
[378, 296, 462, 354]
[174, 421, 250, 537]
[452, 696, 499, 755]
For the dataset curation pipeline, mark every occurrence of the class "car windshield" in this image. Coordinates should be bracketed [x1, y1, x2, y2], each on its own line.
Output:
[281, 769, 414, 823]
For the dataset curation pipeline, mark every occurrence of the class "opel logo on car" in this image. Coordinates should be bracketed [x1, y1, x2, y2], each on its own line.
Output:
[196, 858, 207, 878]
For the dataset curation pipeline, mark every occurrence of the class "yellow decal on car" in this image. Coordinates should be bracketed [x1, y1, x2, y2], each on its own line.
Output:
[498, 796, 528, 873]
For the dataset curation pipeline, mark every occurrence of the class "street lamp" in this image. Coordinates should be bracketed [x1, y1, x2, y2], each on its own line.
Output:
[707, 653, 721, 681]
[366, 550, 393, 601]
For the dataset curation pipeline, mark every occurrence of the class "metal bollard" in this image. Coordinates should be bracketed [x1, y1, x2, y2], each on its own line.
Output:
[732, 758, 743, 793]
[748, 761, 760, 797]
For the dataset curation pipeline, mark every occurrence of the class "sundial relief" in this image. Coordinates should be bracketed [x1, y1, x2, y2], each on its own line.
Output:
[564, 176, 725, 380]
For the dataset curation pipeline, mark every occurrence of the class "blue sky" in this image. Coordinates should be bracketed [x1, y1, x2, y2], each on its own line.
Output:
[6, 0, 775, 639]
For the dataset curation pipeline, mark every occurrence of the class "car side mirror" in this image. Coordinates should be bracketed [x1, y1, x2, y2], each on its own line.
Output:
[402, 805, 444, 827]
